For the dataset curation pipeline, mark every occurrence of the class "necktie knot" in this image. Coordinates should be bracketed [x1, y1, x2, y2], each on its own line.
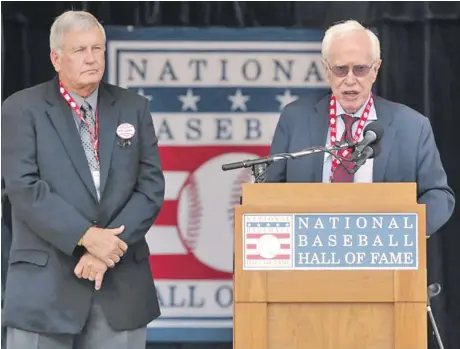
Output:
[339, 114, 357, 145]
[80, 101, 91, 116]
[341, 114, 355, 129]
[81, 102, 95, 125]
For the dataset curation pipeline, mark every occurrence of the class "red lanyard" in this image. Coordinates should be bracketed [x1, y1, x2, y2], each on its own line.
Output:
[329, 93, 373, 180]
[59, 81, 100, 163]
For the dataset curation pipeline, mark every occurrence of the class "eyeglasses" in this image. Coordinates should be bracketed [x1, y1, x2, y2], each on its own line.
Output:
[326, 62, 375, 78]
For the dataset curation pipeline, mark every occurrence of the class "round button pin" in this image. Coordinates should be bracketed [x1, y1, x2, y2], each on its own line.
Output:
[116, 123, 136, 140]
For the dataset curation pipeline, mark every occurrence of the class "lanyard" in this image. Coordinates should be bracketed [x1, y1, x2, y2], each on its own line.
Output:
[329, 93, 373, 180]
[59, 81, 100, 163]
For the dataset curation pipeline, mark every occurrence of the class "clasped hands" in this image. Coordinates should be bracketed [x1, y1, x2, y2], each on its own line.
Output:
[74, 225, 128, 290]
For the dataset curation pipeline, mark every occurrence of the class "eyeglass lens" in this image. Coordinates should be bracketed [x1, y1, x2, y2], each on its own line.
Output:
[331, 65, 372, 77]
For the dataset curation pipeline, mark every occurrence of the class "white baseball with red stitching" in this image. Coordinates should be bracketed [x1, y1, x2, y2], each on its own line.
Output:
[228, 167, 252, 225]
[178, 173, 202, 251]
[177, 152, 257, 273]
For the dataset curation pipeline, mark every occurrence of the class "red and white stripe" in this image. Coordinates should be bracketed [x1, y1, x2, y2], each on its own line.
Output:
[245, 233, 291, 260]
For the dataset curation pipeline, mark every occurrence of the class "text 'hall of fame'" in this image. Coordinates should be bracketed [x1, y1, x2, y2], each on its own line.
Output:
[243, 213, 418, 270]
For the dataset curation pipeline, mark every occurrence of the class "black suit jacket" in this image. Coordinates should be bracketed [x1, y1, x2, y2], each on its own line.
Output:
[1, 77, 165, 333]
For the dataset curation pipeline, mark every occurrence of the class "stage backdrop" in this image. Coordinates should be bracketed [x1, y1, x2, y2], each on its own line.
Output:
[105, 26, 328, 342]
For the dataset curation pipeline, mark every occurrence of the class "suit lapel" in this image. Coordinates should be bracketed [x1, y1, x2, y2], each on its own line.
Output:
[311, 93, 332, 182]
[372, 96, 395, 182]
[45, 79, 99, 201]
[97, 84, 120, 198]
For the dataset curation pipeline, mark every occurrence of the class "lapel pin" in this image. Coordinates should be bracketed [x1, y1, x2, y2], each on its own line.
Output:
[116, 123, 136, 140]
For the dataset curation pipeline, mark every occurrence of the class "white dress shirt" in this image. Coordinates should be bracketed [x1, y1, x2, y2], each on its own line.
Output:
[322, 95, 377, 183]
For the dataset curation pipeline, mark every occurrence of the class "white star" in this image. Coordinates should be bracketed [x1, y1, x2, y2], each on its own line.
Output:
[228, 89, 250, 111]
[276, 89, 299, 110]
[137, 88, 152, 101]
[179, 88, 200, 111]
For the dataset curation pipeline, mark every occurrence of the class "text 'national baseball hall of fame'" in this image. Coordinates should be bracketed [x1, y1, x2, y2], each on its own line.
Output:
[243, 213, 419, 270]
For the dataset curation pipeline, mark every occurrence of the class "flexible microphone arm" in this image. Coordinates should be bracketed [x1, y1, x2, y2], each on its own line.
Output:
[222, 142, 353, 172]
[221, 141, 356, 183]
[222, 122, 384, 181]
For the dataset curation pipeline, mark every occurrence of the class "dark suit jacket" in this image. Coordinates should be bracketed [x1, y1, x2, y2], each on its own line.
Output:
[1, 178, 12, 307]
[266, 92, 455, 235]
[1, 77, 165, 334]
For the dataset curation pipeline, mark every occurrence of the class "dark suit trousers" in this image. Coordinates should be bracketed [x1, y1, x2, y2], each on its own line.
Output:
[6, 299, 147, 349]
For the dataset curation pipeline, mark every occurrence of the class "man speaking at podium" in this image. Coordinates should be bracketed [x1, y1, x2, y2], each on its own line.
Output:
[266, 20, 454, 235]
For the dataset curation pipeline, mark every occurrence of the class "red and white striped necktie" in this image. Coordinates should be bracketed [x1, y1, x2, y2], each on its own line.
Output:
[331, 114, 357, 183]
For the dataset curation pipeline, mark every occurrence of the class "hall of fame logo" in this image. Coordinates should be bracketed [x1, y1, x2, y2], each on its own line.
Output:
[243, 214, 294, 269]
[106, 27, 327, 341]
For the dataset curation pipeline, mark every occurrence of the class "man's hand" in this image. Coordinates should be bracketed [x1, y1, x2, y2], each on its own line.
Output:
[80, 225, 128, 267]
[74, 252, 108, 290]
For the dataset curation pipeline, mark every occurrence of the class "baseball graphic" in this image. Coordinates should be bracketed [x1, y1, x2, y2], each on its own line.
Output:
[177, 152, 256, 273]
[257, 235, 281, 259]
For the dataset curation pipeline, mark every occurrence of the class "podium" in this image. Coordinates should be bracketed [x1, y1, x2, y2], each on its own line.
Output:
[233, 182, 427, 349]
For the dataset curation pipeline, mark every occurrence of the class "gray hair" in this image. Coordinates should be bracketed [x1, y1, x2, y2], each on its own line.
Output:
[321, 20, 381, 62]
[50, 10, 106, 51]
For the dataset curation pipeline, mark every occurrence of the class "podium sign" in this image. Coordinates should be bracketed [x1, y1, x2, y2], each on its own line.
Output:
[243, 213, 418, 271]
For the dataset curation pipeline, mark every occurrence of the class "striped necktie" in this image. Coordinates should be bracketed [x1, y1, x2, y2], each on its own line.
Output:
[331, 114, 356, 183]
[79, 101, 99, 171]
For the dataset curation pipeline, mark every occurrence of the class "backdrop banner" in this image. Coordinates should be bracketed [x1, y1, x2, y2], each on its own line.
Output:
[105, 26, 327, 342]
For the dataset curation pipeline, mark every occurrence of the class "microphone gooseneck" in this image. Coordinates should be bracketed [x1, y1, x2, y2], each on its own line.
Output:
[221, 120, 384, 183]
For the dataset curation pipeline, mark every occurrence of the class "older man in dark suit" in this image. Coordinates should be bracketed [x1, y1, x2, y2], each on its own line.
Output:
[266, 20, 454, 235]
[1, 10, 165, 349]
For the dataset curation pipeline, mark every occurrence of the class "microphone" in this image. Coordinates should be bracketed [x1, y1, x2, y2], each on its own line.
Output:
[428, 283, 442, 300]
[351, 121, 384, 160]
[426, 283, 445, 349]
[222, 156, 274, 171]
[349, 142, 381, 174]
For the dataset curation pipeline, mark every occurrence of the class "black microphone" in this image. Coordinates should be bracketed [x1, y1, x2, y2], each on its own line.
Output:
[221, 156, 273, 171]
[350, 142, 381, 174]
[351, 121, 384, 160]
[428, 283, 442, 300]
[427, 283, 445, 349]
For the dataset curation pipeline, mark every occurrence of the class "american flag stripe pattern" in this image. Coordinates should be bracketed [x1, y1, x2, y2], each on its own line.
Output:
[244, 220, 293, 261]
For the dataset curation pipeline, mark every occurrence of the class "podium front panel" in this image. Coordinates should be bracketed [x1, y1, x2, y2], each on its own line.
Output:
[233, 183, 427, 349]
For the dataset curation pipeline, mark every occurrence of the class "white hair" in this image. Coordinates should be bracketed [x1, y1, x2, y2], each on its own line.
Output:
[50, 10, 106, 51]
[321, 20, 381, 62]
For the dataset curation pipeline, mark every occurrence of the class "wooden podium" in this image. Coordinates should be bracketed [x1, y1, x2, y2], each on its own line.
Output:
[233, 183, 427, 349]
